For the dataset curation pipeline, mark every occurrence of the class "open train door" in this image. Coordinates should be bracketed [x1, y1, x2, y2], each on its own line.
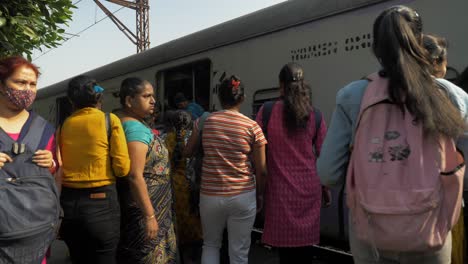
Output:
[251, 87, 279, 238]
[160, 59, 211, 114]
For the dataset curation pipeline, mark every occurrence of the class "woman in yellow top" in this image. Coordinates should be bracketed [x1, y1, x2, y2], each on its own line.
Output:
[59, 75, 130, 264]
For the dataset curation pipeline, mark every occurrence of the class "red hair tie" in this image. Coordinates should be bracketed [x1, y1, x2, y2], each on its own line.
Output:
[231, 79, 241, 93]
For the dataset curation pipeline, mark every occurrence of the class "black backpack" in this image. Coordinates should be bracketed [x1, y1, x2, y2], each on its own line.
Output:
[0, 112, 60, 264]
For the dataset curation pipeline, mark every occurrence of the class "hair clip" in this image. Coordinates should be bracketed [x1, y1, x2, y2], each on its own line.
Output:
[291, 72, 303, 82]
[94, 85, 105, 93]
[231, 79, 240, 88]
[231, 79, 241, 94]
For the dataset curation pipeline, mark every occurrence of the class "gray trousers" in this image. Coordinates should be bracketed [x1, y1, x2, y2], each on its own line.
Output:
[199, 190, 256, 264]
[349, 218, 452, 264]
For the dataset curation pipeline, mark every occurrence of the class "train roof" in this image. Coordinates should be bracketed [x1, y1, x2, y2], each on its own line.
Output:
[37, 0, 387, 99]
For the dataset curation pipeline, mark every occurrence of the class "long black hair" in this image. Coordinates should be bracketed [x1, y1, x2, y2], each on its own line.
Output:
[279, 62, 312, 130]
[373, 5, 464, 138]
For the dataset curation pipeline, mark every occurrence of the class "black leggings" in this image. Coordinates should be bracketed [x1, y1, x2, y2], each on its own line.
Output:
[60, 185, 120, 264]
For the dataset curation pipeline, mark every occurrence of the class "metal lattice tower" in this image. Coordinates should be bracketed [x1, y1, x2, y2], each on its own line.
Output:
[94, 0, 150, 53]
[136, 0, 150, 52]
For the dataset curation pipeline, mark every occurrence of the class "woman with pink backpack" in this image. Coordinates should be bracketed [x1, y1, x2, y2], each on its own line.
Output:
[318, 5, 468, 264]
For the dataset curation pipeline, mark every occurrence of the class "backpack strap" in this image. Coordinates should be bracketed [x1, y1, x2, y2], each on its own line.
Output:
[105, 113, 113, 168]
[20, 113, 54, 151]
[105, 112, 111, 143]
[312, 107, 322, 147]
[0, 129, 15, 152]
[350, 72, 390, 149]
[37, 123, 55, 150]
[0, 113, 54, 154]
[261, 101, 275, 139]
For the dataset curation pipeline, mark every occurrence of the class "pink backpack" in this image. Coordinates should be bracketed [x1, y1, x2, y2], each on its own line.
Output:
[346, 72, 465, 252]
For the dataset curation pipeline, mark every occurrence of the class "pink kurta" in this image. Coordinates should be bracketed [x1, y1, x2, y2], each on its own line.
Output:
[256, 101, 327, 247]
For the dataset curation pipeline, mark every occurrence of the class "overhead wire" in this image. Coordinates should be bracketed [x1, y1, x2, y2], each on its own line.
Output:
[72, 0, 85, 6]
[33, 3, 125, 61]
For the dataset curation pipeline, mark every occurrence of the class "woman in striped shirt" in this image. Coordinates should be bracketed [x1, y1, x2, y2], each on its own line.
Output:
[185, 75, 267, 264]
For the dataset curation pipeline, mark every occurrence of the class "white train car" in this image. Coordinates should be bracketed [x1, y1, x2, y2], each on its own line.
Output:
[34, 0, 468, 244]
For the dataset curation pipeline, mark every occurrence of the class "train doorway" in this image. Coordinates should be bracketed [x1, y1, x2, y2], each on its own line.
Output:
[160, 59, 211, 112]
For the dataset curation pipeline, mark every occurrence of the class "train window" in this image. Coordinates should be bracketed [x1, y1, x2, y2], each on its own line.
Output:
[445, 66, 459, 83]
[252, 88, 280, 120]
[161, 59, 211, 112]
[56, 96, 73, 127]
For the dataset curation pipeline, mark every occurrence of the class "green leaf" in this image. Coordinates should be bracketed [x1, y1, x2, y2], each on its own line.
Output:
[0, 0, 75, 57]
[22, 26, 37, 39]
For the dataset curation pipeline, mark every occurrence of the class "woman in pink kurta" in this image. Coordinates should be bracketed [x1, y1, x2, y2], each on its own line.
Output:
[256, 63, 327, 264]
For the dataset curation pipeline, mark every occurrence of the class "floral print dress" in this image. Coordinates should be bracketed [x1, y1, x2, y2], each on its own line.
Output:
[166, 130, 203, 246]
[118, 134, 177, 264]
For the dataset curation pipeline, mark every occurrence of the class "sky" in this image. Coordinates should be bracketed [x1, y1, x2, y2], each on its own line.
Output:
[31, 0, 287, 88]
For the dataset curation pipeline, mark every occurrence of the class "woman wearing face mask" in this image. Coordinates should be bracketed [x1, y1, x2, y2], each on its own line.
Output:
[0, 56, 58, 263]
[0, 57, 56, 172]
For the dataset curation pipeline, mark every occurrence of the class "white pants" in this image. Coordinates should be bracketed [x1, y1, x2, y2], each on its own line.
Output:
[199, 190, 256, 264]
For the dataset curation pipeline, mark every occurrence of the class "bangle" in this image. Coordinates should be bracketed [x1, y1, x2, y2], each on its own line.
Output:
[50, 159, 56, 169]
[146, 214, 155, 219]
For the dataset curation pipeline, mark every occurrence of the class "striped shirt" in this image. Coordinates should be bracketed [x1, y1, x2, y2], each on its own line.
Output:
[198, 110, 267, 196]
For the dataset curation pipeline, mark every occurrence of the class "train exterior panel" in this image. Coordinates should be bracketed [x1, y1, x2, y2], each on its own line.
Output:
[34, 0, 468, 244]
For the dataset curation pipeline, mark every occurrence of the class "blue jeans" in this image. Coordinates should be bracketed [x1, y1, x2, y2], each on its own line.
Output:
[200, 190, 256, 264]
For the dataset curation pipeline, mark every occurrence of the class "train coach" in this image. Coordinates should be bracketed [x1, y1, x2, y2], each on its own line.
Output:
[34, 0, 468, 247]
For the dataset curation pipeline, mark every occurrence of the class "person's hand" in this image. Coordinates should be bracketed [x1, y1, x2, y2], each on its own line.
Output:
[0, 152, 12, 169]
[145, 215, 159, 240]
[33, 150, 54, 168]
[322, 187, 332, 208]
[256, 194, 264, 213]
